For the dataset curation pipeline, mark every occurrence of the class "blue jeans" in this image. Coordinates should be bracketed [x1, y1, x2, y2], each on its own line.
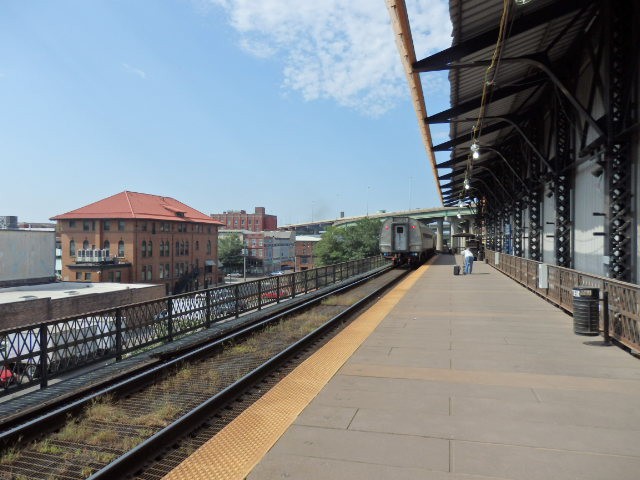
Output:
[464, 256, 474, 274]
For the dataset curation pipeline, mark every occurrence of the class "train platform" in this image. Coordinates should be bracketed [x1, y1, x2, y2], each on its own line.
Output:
[164, 254, 640, 480]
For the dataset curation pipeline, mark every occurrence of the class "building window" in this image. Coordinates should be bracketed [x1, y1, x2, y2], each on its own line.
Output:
[195, 241, 199, 251]
[207, 240, 211, 254]
[70, 240, 76, 256]
[141, 222, 147, 232]
[83, 240, 89, 250]
[118, 220, 125, 231]
[115, 271, 121, 282]
[108, 271, 114, 281]
[103, 240, 110, 252]
[84, 272, 91, 281]
[104, 220, 111, 231]
[165, 241, 170, 256]
[118, 240, 125, 257]
[159, 264, 164, 279]
[142, 266, 147, 280]
[83, 220, 90, 231]
[148, 241, 152, 257]
[75, 272, 82, 280]
[180, 241, 185, 255]
[142, 241, 147, 258]
[147, 266, 152, 281]
[175, 241, 180, 256]
[185, 241, 189, 255]
[165, 263, 170, 278]
[69, 220, 76, 228]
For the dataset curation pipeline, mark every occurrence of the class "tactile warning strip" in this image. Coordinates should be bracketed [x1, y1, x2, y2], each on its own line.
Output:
[162, 262, 432, 480]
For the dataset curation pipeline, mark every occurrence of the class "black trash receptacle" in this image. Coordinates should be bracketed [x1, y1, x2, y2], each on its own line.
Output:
[572, 287, 600, 335]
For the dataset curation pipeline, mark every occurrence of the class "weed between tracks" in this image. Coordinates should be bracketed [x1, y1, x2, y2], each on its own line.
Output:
[0, 292, 358, 480]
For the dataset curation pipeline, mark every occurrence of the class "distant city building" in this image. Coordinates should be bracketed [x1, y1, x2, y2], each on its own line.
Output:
[211, 207, 277, 232]
[51, 191, 223, 294]
[0, 226, 56, 288]
[294, 235, 321, 271]
[218, 228, 296, 275]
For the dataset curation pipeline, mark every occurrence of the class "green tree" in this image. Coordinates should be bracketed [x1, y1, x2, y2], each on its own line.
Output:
[316, 217, 381, 266]
[218, 234, 243, 272]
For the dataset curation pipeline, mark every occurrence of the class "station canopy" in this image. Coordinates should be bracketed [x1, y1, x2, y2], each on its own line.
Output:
[388, 0, 600, 206]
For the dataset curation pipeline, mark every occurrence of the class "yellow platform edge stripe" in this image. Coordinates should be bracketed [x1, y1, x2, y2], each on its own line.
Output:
[162, 261, 433, 480]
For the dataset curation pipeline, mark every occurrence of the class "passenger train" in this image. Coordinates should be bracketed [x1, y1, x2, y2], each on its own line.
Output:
[379, 216, 436, 267]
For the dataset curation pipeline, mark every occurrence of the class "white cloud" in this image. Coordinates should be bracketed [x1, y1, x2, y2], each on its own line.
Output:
[122, 63, 147, 79]
[207, 0, 451, 116]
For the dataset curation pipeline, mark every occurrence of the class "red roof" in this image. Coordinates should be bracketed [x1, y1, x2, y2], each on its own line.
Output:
[51, 191, 223, 225]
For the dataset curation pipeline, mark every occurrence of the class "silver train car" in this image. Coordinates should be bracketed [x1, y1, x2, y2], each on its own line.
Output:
[379, 217, 435, 266]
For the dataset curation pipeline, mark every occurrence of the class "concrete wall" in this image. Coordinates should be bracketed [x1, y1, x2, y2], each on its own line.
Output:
[0, 284, 165, 330]
[573, 157, 606, 276]
[542, 190, 555, 264]
[0, 230, 55, 286]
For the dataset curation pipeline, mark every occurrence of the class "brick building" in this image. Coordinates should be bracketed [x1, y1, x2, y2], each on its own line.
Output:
[51, 191, 223, 293]
[210, 207, 277, 232]
[294, 235, 321, 271]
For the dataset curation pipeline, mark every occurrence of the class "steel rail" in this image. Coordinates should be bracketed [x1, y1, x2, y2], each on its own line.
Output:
[87, 267, 410, 480]
[0, 265, 393, 449]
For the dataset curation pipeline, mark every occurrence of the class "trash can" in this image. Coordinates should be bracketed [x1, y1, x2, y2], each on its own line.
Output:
[572, 287, 600, 335]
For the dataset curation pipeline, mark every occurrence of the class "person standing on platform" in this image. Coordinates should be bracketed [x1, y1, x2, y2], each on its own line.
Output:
[462, 247, 474, 275]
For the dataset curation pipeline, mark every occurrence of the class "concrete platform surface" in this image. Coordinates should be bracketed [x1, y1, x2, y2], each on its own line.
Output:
[248, 255, 640, 480]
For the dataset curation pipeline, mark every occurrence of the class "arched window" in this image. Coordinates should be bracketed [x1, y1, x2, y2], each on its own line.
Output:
[148, 241, 153, 257]
[103, 240, 110, 251]
[70, 240, 76, 256]
[118, 240, 125, 257]
[159, 264, 164, 279]
[165, 241, 170, 256]
[142, 241, 147, 258]
[83, 240, 89, 250]
[207, 240, 211, 254]
[147, 266, 152, 280]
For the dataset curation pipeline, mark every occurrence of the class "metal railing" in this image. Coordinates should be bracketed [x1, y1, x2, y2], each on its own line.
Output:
[0, 256, 388, 394]
[485, 250, 640, 352]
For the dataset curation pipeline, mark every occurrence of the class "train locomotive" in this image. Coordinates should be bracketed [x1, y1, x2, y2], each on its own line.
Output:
[379, 216, 436, 267]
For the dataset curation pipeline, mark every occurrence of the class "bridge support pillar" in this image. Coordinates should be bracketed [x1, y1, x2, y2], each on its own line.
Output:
[435, 218, 444, 252]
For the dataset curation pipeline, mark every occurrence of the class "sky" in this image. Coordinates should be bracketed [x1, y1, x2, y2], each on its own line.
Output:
[0, 0, 452, 226]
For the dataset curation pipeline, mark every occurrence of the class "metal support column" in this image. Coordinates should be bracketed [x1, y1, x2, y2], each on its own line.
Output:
[513, 200, 523, 257]
[555, 101, 573, 268]
[605, 0, 634, 281]
[528, 188, 542, 261]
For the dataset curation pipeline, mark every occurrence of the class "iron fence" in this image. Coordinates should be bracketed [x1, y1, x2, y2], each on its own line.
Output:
[0, 256, 388, 394]
[486, 250, 640, 352]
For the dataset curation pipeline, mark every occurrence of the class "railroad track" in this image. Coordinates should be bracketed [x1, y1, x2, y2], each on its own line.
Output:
[0, 267, 408, 480]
